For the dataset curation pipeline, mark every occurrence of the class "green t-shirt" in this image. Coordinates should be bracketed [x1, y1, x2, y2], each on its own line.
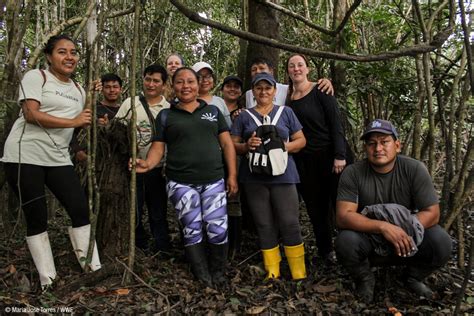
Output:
[154, 100, 229, 184]
[337, 155, 438, 212]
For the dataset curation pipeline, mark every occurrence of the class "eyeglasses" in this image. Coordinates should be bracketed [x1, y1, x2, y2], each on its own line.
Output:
[200, 74, 213, 81]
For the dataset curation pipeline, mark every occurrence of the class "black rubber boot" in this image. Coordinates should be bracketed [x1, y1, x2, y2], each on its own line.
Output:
[185, 243, 212, 287]
[228, 216, 242, 259]
[346, 263, 376, 303]
[208, 243, 228, 287]
[403, 266, 435, 299]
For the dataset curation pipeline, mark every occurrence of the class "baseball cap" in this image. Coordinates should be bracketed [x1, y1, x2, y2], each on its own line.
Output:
[360, 119, 399, 140]
[251, 72, 277, 87]
[222, 75, 243, 88]
[192, 61, 213, 73]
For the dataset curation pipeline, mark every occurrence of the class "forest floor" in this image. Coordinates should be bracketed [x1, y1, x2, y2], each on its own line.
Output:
[0, 204, 473, 315]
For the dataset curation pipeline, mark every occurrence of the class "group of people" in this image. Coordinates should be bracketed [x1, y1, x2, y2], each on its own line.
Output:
[1, 34, 452, 304]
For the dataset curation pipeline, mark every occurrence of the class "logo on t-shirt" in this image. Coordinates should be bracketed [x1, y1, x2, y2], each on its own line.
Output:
[201, 113, 217, 122]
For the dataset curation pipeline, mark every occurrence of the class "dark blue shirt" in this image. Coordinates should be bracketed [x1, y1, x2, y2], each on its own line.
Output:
[231, 105, 302, 184]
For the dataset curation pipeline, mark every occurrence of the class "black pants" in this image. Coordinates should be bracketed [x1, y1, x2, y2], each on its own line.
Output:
[335, 225, 452, 272]
[136, 167, 170, 251]
[4, 163, 89, 236]
[294, 148, 340, 256]
[244, 183, 302, 249]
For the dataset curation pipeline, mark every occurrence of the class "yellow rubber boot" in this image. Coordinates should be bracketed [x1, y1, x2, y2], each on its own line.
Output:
[261, 246, 281, 279]
[284, 243, 307, 280]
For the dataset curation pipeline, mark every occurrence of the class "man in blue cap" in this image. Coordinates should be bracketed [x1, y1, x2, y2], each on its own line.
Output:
[335, 119, 452, 303]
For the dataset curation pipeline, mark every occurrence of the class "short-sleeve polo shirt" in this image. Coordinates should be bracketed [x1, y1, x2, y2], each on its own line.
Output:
[154, 99, 229, 184]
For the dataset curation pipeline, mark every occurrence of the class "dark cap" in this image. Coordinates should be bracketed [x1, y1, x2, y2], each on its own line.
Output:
[360, 119, 399, 140]
[222, 75, 243, 88]
[251, 72, 277, 87]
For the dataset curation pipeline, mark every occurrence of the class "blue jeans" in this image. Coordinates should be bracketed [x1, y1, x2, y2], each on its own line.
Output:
[136, 167, 170, 251]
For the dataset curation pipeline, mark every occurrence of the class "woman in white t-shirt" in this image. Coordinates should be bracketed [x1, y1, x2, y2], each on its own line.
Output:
[1, 34, 101, 290]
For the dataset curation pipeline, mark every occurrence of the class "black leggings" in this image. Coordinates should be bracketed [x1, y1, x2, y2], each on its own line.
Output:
[244, 183, 302, 249]
[4, 163, 90, 236]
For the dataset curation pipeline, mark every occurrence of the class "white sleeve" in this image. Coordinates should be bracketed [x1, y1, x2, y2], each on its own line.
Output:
[18, 70, 44, 103]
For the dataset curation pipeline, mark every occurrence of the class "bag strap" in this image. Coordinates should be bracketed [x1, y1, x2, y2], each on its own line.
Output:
[271, 106, 284, 125]
[245, 109, 262, 127]
[138, 93, 156, 138]
[245, 106, 285, 127]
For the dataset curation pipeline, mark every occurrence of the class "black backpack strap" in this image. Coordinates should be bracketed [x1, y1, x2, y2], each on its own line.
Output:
[159, 109, 169, 132]
[138, 93, 156, 138]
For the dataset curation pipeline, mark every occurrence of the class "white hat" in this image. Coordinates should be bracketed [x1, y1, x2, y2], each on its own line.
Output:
[192, 61, 213, 73]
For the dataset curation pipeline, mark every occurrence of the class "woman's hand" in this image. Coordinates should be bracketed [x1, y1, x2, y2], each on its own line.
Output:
[73, 109, 92, 127]
[129, 158, 150, 173]
[332, 159, 346, 174]
[246, 132, 262, 151]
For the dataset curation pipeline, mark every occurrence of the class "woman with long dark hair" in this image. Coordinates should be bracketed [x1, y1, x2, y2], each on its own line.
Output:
[2, 34, 101, 289]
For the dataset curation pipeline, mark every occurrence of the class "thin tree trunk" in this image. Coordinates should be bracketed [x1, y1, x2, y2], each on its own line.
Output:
[457, 214, 465, 268]
[454, 235, 473, 315]
[411, 55, 425, 159]
[126, 0, 141, 284]
[455, 77, 471, 171]
[422, 52, 435, 175]
[443, 137, 474, 230]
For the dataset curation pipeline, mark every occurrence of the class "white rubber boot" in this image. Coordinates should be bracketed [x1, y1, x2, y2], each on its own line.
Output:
[68, 224, 101, 271]
[26, 231, 57, 289]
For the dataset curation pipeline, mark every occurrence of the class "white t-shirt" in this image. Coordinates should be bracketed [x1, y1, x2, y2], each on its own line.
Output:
[245, 83, 289, 109]
[209, 95, 232, 128]
[115, 95, 170, 162]
[2, 69, 85, 166]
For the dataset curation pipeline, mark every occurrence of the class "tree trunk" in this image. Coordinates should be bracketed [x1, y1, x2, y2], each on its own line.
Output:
[94, 123, 131, 258]
[411, 55, 425, 160]
[246, 0, 280, 84]
[237, 0, 249, 88]
[331, 0, 348, 100]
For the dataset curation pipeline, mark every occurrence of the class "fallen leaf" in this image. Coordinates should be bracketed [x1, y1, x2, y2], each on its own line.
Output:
[236, 289, 249, 297]
[114, 288, 130, 295]
[8, 265, 16, 274]
[313, 284, 337, 294]
[68, 291, 84, 303]
[94, 286, 107, 293]
[388, 306, 403, 316]
[246, 305, 266, 314]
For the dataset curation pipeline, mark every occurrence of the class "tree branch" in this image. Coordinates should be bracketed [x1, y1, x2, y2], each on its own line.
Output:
[26, 5, 135, 69]
[256, 0, 362, 36]
[170, 0, 453, 62]
[257, 0, 332, 35]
